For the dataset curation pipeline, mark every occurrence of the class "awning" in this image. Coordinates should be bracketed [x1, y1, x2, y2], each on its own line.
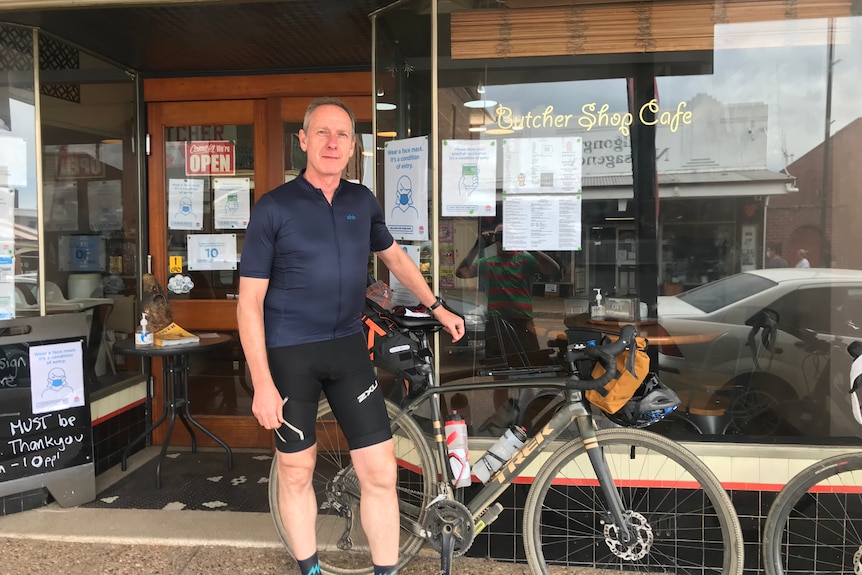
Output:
[582, 169, 796, 200]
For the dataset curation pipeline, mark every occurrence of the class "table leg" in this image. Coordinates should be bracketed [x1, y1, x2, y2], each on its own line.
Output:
[122, 366, 169, 472]
[155, 402, 179, 490]
[179, 355, 233, 469]
[168, 356, 198, 452]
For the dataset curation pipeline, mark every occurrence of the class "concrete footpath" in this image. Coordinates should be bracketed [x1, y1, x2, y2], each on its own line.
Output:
[0, 447, 538, 575]
[0, 446, 289, 575]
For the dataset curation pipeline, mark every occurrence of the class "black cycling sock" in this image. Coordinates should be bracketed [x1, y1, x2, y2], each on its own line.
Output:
[297, 552, 320, 575]
[373, 564, 398, 575]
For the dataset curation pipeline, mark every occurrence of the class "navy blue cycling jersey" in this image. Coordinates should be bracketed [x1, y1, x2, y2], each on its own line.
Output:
[240, 172, 394, 348]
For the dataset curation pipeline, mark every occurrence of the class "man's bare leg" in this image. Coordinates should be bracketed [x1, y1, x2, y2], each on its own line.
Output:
[276, 446, 318, 561]
[351, 439, 399, 566]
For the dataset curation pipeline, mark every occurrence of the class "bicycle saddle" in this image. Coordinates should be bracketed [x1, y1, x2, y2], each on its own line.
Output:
[387, 306, 446, 332]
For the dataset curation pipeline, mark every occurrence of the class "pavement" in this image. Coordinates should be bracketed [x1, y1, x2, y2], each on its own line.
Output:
[0, 447, 290, 575]
[0, 447, 623, 575]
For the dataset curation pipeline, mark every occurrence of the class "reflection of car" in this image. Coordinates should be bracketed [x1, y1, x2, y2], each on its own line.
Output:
[658, 268, 862, 438]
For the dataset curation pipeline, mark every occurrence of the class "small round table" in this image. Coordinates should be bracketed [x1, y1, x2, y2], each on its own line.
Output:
[114, 334, 234, 488]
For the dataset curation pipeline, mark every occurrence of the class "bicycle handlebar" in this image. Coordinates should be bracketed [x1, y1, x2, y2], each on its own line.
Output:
[564, 324, 639, 392]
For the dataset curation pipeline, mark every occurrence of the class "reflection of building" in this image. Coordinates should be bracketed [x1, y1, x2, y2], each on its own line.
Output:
[767, 117, 862, 270]
[582, 94, 794, 294]
[452, 91, 796, 295]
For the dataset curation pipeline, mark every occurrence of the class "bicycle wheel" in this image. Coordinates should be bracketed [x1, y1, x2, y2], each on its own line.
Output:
[762, 452, 862, 575]
[269, 398, 436, 575]
[523, 428, 743, 575]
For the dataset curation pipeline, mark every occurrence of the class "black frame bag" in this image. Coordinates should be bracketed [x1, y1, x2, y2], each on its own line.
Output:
[361, 298, 427, 402]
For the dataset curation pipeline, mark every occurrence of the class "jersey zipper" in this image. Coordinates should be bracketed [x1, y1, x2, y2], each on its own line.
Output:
[328, 199, 344, 338]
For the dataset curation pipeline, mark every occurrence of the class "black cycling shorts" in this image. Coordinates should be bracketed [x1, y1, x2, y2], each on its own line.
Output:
[267, 332, 391, 453]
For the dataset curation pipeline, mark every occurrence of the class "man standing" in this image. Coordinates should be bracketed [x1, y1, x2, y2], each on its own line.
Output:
[765, 243, 788, 268]
[796, 248, 811, 268]
[456, 224, 559, 406]
[237, 97, 464, 575]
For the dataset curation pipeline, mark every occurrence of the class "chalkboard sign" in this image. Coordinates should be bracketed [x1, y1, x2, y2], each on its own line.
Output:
[0, 313, 95, 507]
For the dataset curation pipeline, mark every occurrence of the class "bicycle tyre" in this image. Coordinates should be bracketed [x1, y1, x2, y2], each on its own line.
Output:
[762, 451, 862, 575]
[269, 398, 436, 575]
[523, 428, 743, 575]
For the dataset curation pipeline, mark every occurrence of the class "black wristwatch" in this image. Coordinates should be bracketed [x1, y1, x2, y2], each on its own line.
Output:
[428, 296, 444, 312]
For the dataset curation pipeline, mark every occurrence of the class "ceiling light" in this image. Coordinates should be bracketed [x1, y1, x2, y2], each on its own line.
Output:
[377, 88, 385, 97]
[468, 126, 486, 132]
[477, 83, 486, 94]
[361, 151, 374, 157]
[464, 99, 498, 109]
[376, 102, 397, 111]
[377, 131, 398, 138]
[101, 138, 123, 145]
[485, 127, 513, 135]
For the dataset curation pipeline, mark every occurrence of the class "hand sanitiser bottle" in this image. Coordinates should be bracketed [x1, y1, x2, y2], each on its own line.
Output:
[135, 313, 153, 346]
[445, 410, 471, 487]
[473, 425, 527, 484]
[591, 287, 605, 320]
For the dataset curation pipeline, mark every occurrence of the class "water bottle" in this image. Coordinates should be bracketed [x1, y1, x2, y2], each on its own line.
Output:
[445, 410, 471, 488]
[473, 425, 527, 484]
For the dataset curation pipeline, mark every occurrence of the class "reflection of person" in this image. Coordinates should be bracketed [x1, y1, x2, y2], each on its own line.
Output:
[765, 243, 788, 268]
[456, 223, 560, 367]
[237, 97, 464, 575]
[796, 248, 811, 268]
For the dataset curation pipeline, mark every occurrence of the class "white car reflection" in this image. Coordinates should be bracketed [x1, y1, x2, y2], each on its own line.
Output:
[657, 268, 862, 438]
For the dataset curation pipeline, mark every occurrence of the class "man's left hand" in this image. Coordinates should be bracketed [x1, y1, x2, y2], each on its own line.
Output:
[433, 306, 466, 342]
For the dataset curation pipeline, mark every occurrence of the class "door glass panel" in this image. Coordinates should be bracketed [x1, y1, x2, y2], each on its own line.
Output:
[163, 124, 254, 300]
[187, 330, 247, 416]
[163, 124, 253, 418]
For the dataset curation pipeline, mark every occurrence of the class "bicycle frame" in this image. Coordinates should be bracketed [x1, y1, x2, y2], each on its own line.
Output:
[390, 329, 636, 544]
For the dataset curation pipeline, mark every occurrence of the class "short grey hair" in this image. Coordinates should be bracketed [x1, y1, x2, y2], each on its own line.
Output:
[303, 97, 356, 135]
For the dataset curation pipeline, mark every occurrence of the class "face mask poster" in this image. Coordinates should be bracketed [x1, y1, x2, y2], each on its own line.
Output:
[384, 136, 428, 241]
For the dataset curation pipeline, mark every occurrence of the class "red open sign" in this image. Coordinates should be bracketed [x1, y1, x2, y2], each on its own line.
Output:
[185, 140, 235, 176]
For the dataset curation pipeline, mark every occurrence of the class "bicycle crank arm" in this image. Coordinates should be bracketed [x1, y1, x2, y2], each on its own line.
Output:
[439, 524, 455, 575]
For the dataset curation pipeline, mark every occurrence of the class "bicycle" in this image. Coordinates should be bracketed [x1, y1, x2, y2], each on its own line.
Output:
[268, 303, 744, 575]
[761, 339, 862, 575]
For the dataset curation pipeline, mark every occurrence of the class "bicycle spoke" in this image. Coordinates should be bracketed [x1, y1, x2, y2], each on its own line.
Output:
[764, 453, 862, 575]
[524, 428, 742, 575]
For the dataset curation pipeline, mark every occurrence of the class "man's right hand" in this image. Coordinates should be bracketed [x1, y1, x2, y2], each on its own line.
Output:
[251, 381, 285, 430]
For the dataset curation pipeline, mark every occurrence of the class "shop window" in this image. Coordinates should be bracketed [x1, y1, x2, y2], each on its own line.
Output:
[37, 33, 141, 390]
[375, 1, 862, 443]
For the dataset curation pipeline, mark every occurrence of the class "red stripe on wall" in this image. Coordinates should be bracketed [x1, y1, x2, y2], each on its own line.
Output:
[91, 398, 146, 427]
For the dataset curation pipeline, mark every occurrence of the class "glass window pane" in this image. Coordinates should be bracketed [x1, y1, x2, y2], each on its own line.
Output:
[36, 31, 141, 390]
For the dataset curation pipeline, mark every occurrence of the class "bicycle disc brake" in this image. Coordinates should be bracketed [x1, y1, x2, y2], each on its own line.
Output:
[854, 545, 862, 575]
[603, 510, 653, 561]
[321, 467, 361, 551]
[422, 499, 476, 557]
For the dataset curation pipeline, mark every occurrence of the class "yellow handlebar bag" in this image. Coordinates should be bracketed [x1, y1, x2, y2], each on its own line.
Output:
[586, 336, 650, 414]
